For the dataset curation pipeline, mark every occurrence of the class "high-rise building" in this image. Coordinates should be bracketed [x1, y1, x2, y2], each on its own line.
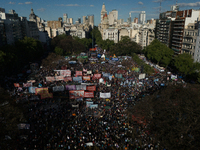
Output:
[139, 11, 146, 24]
[68, 18, 73, 24]
[88, 15, 94, 28]
[83, 16, 87, 24]
[108, 9, 118, 25]
[134, 18, 138, 24]
[63, 14, 68, 23]
[101, 3, 107, 23]
[78, 18, 81, 24]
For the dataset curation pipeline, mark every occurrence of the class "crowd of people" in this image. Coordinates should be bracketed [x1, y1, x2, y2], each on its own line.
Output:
[3, 53, 174, 150]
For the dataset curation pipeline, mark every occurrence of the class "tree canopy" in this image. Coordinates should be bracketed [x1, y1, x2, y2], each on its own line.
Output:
[109, 36, 142, 56]
[144, 39, 174, 67]
[130, 84, 200, 149]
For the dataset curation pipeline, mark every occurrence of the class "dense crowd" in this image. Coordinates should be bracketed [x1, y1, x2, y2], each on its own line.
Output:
[3, 54, 173, 150]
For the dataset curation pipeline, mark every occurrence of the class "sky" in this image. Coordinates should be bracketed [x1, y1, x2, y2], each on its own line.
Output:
[1, 0, 200, 25]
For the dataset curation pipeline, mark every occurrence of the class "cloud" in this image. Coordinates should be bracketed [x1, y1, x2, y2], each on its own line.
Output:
[18, 3, 23, 4]
[90, 5, 94, 7]
[8, 1, 15, 4]
[178, 2, 200, 7]
[25, 2, 32, 4]
[138, 1, 143, 5]
[56, 4, 93, 7]
[37, 8, 46, 12]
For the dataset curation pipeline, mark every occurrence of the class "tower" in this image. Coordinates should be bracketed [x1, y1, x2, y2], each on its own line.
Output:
[101, 3, 107, 23]
[139, 11, 146, 24]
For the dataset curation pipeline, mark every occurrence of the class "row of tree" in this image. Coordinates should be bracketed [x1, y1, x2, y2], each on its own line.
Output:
[0, 37, 45, 76]
[144, 39, 200, 81]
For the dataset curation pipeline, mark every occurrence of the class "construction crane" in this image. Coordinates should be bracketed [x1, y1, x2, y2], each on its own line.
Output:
[129, 11, 144, 18]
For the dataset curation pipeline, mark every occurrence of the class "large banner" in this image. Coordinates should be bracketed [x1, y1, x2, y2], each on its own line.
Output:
[83, 76, 91, 81]
[92, 74, 101, 80]
[66, 85, 76, 90]
[73, 76, 82, 82]
[23, 82, 32, 87]
[46, 77, 55, 82]
[64, 77, 72, 82]
[84, 92, 94, 98]
[35, 88, 48, 95]
[139, 73, 146, 80]
[100, 92, 111, 98]
[115, 73, 123, 78]
[69, 90, 84, 99]
[86, 85, 96, 91]
[55, 76, 64, 81]
[76, 71, 82, 76]
[76, 85, 86, 90]
[41, 92, 53, 99]
[60, 70, 71, 77]
[29, 87, 37, 93]
[53, 86, 65, 92]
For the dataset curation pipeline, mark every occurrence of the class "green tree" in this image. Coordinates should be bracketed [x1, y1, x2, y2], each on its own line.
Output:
[54, 46, 64, 56]
[174, 53, 195, 75]
[145, 39, 174, 67]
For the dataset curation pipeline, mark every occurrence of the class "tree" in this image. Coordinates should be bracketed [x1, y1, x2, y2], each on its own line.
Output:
[145, 39, 174, 67]
[130, 84, 200, 149]
[54, 47, 64, 56]
[174, 53, 195, 75]
[109, 36, 142, 56]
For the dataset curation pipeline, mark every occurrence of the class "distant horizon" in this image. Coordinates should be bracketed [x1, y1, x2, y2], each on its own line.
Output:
[0, 0, 200, 26]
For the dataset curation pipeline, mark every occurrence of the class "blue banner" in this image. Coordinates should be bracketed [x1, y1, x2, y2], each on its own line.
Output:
[112, 58, 119, 61]
[29, 87, 37, 93]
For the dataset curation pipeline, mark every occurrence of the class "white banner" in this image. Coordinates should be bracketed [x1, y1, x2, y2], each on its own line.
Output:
[72, 104, 79, 108]
[100, 92, 111, 98]
[139, 73, 146, 80]
[53, 86, 65, 92]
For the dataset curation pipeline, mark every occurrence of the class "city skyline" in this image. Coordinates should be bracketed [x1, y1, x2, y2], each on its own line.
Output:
[0, 0, 200, 25]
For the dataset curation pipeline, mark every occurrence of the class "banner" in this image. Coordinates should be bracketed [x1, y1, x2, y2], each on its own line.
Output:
[29, 87, 37, 93]
[53, 86, 65, 92]
[46, 77, 55, 82]
[69, 90, 84, 99]
[89, 104, 98, 109]
[112, 58, 119, 61]
[139, 73, 146, 80]
[60, 70, 71, 77]
[83, 76, 91, 81]
[83, 68, 87, 72]
[14, 83, 20, 87]
[102, 72, 110, 78]
[41, 92, 53, 99]
[86, 85, 96, 91]
[64, 77, 72, 82]
[23, 82, 32, 87]
[65, 85, 76, 90]
[100, 92, 111, 98]
[35, 88, 48, 95]
[117, 70, 126, 74]
[115, 73, 123, 78]
[72, 104, 79, 108]
[86, 101, 93, 107]
[92, 74, 101, 80]
[87, 71, 92, 74]
[55, 76, 64, 81]
[84, 92, 94, 98]
[68, 61, 77, 64]
[76, 71, 82, 76]
[171, 74, 177, 80]
[76, 85, 86, 90]
[73, 77, 82, 82]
